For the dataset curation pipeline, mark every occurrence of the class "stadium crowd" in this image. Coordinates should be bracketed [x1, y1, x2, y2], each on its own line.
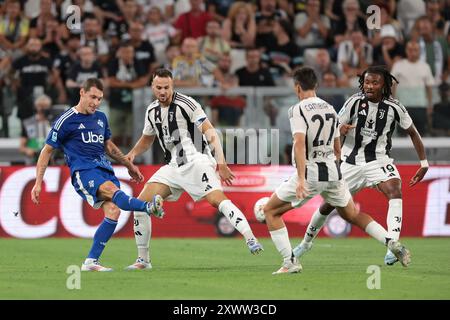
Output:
[0, 0, 449, 163]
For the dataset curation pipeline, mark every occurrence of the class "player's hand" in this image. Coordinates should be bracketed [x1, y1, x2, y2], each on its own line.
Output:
[296, 181, 309, 200]
[340, 124, 356, 136]
[128, 164, 144, 183]
[409, 166, 428, 187]
[218, 164, 235, 186]
[31, 183, 41, 204]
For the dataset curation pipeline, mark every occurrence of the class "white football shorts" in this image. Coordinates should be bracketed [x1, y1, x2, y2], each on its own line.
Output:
[275, 173, 352, 208]
[341, 158, 401, 194]
[147, 155, 222, 201]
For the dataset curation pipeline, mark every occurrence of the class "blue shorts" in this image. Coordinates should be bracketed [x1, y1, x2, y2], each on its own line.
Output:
[72, 168, 120, 209]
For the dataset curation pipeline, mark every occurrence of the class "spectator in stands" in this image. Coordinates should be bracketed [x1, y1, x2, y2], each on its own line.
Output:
[198, 19, 230, 65]
[128, 21, 157, 75]
[0, 0, 29, 56]
[144, 5, 177, 65]
[107, 42, 148, 147]
[159, 43, 180, 70]
[254, 0, 288, 52]
[337, 29, 373, 87]
[294, 0, 330, 51]
[425, 0, 449, 37]
[319, 70, 346, 113]
[235, 47, 275, 125]
[172, 37, 223, 87]
[309, 48, 348, 87]
[106, 0, 141, 48]
[235, 47, 275, 87]
[29, 0, 58, 39]
[332, 0, 367, 47]
[206, 0, 234, 21]
[138, 0, 175, 21]
[392, 40, 435, 136]
[173, 0, 212, 43]
[415, 16, 448, 85]
[432, 82, 450, 136]
[372, 24, 404, 70]
[92, 0, 122, 29]
[209, 53, 246, 126]
[222, 1, 256, 49]
[19, 94, 53, 164]
[40, 18, 65, 60]
[53, 34, 81, 89]
[368, 3, 404, 48]
[396, 0, 425, 36]
[66, 46, 104, 106]
[80, 14, 109, 65]
[261, 18, 302, 85]
[10, 37, 66, 121]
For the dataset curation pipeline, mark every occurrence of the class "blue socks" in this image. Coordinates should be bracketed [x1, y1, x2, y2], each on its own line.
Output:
[87, 217, 118, 259]
[111, 190, 147, 212]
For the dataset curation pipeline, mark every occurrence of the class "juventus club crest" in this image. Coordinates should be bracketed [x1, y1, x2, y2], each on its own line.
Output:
[169, 111, 174, 122]
[378, 109, 385, 119]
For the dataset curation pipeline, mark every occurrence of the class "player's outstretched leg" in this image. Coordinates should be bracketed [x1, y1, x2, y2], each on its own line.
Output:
[337, 199, 411, 267]
[82, 201, 119, 271]
[207, 191, 263, 255]
[293, 204, 333, 258]
[264, 194, 301, 274]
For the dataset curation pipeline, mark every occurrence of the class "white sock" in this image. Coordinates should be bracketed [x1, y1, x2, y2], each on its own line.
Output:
[133, 212, 151, 262]
[269, 227, 293, 261]
[303, 208, 328, 243]
[218, 200, 255, 241]
[365, 221, 389, 245]
[387, 199, 402, 241]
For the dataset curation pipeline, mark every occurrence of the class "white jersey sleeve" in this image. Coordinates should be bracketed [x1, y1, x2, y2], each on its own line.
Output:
[391, 99, 413, 129]
[289, 104, 307, 135]
[143, 104, 157, 136]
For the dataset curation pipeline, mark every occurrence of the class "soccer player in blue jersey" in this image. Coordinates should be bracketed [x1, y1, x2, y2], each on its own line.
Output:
[31, 78, 162, 272]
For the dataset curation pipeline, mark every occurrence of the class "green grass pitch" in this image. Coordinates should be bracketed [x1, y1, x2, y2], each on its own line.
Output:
[0, 237, 449, 299]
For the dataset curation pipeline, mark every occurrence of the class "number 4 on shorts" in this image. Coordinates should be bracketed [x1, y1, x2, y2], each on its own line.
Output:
[202, 173, 209, 183]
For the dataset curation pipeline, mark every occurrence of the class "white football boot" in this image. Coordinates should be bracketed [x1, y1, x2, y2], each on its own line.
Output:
[272, 256, 302, 275]
[81, 259, 113, 272]
[125, 257, 152, 270]
[293, 241, 313, 258]
[387, 240, 411, 267]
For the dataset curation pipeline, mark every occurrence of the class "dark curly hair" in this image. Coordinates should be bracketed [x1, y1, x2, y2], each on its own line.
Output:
[358, 66, 399, 100]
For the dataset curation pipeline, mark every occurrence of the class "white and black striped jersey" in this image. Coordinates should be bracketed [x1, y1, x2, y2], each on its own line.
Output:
[143, 91, 215, 167]
[339, 93, 413, 165]
[289, 96, 342, 182]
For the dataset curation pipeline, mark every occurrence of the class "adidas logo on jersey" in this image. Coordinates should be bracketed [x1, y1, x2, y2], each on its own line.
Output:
[78, 123, 86, 129]
[359, 109, 367, 116]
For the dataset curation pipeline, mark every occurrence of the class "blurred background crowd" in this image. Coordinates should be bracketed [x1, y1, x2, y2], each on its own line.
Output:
[0, 0, 449, 165]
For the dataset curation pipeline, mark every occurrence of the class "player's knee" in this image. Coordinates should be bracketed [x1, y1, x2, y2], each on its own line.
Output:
[319, 202, 334, 215]
[106, 205, 121, 220]
[384, 187, 402, 199]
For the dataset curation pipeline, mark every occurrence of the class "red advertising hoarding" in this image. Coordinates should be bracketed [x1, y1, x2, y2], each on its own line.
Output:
[0, 165, 449, 238]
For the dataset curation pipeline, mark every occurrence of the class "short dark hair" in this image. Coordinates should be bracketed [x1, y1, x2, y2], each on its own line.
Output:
[293, 67, 318, 91]
[150, 68, 173, 85]
[82, 78, 104, 92]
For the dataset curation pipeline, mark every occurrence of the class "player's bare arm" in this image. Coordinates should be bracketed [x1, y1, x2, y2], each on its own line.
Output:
[31, 144, 54, 204]
[333, 137, 341, 162]
[293, 133, 308, 200]
[104, 139, 144, 183]
[339, 123, 356, 136]
[127, 134, 156, 162]
[200, 119, 235, 186]
[405, 124, 428, 187]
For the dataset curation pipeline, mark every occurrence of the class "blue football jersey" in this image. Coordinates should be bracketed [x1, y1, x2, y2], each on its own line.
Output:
[45, 107, 113, 175]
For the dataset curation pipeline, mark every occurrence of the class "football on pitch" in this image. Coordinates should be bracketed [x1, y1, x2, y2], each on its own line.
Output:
[253, 197, 270, 223]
